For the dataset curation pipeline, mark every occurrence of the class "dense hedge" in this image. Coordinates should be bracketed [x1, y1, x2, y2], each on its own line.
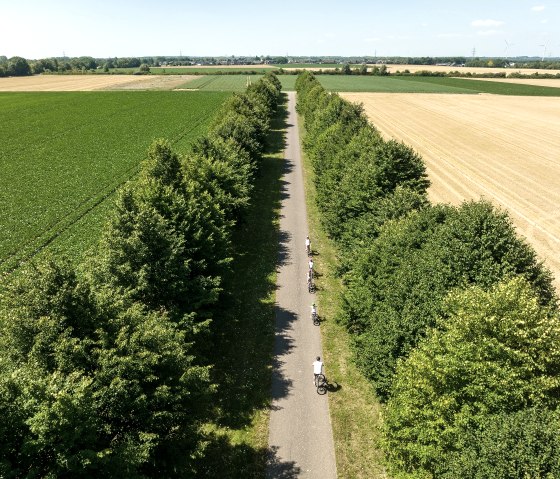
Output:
[0, 73, 281, 476]
[295, 71, 560, 478]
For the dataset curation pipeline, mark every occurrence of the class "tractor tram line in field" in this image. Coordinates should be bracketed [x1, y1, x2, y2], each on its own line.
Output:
[0, 91, 228, 277]
[1, 105, 218, 277]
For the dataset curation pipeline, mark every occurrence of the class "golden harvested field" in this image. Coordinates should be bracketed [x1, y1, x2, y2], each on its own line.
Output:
[341, 92, 560, 290]
[0, 74, 197, 91]
[383, 63, 560, 76]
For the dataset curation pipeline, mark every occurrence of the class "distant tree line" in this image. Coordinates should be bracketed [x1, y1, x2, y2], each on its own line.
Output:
[0, 73, 282, 476]
[3, 53, 560, 78]
[296, 71, 560, 479]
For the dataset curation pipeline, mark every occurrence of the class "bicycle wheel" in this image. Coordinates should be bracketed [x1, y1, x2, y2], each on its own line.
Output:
[313, 314, 320, 326]
[314, 373, 326, 388]
[317, 383, 327, 395]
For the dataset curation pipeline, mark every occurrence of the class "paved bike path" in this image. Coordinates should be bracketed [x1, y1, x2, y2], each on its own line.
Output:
[267, 92, 337, 478]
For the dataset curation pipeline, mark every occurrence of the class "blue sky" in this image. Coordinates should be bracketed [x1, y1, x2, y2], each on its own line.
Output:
[1, 0, 559, 59]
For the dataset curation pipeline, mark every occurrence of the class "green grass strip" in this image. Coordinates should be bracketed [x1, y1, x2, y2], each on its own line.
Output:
[298, 116, 390, 478]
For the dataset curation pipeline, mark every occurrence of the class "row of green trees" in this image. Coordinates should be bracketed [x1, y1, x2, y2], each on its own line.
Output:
[295, 71, 560, 478]
[0, 56, 32, 77]
[0, 73, 282, 477]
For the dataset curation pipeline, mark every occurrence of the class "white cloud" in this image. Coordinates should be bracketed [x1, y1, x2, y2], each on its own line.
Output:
[364, 37, 381, 43]
[541, 19, 549, 23]
[471, 19, 504, 27]
[532, 5, 545, 11]
[437, 33, 463, 38]
[477, 29, 503, 36]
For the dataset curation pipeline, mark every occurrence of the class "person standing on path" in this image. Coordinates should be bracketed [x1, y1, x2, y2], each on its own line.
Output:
[306, 235, 311, 255]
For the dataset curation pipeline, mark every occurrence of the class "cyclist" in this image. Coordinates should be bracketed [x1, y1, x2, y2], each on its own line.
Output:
[313, 356, 323, 384]
[305, 235, 311, 255]
[308, 257, 314, 278]
[311, 303, 317, 318]
[307, 269, 312, 289]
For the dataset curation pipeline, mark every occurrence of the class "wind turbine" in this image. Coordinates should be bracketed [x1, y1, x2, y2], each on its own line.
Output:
[504, 40, 515, 63]
[539, 42, 549, 61]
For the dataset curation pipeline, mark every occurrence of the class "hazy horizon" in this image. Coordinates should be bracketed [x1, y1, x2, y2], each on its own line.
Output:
[1, 0, 559, 60]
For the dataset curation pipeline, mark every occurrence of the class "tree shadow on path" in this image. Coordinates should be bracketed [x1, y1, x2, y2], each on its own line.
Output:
[194, 94, 294, 477]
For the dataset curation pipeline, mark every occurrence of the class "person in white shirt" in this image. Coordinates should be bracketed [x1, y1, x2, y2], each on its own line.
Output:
[313, 356, 323, 384]
[308, 257, 314, 278]
[305, 235, 311, 255]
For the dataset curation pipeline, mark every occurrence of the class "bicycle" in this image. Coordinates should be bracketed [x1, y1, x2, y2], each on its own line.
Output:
[307, 277, 315, 293]
[314, 373, 328, 395]
[311, 309, 319, 325]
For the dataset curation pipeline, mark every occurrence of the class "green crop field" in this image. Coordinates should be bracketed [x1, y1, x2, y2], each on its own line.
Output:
[151, 67, 276, 74]
[177, 75, 298, 91]
[305, 75, 560, 95]
[0, 91, 227, 275]
[276, 63, 342, 69]
[312, 76, 474, 93]
[101, 67, 277, 75]
[393, 76, 560, 95]
[178, 75, 265, 91]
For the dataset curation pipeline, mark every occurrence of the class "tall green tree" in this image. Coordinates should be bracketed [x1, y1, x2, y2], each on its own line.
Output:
[341, 200, 556, 399]
[7, 56, 31, 76]
[383, 277, 560, 478]
[87, 139, 230, 317]
[0, 259, 213, 476]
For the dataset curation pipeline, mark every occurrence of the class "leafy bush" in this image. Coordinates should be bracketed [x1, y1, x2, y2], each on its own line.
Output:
[442, 408, 560, 479]
[383, 277, 560, 478]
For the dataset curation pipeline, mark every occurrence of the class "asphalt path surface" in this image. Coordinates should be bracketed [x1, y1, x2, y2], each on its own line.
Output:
[267, 92, 337, 478]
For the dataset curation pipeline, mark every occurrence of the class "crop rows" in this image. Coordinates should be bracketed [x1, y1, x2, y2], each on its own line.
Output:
[0, 91, 228, 274]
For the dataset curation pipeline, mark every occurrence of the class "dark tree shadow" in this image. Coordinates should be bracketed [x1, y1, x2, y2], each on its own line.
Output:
[277, 229, 292, 269]
[195, 435, 300, 479]
[271, 306, 298, 402]
[267, 446, 301, 478]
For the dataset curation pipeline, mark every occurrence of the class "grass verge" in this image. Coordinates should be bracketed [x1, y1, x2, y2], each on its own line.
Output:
[193, 95, 288, 477]
[298, 115, 389, 478]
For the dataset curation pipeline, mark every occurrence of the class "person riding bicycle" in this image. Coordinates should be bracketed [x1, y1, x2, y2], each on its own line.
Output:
[311, 303, 317, 317]
[307, 269, 312, 287]
[305, 235, 311, 254]
[308, 257, 314, 275]
[313, 356, 323, 384]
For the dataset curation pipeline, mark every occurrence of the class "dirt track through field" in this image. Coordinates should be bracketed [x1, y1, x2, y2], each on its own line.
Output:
[267, 92, 337, 478]
[341, 92, 560, 291]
